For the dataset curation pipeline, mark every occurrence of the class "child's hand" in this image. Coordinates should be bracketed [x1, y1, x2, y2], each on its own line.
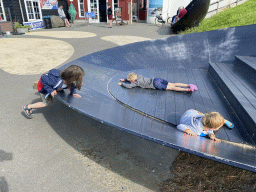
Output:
[209, 134, 221, 142]
[212, 137, 221, 143]
[117, 83, 122, 86]
[51, 90, 57, 97]
[196, 110, 204, 115]
[73, 94, 81, 98]
[119, 79, 125, 82]
[185, 129, 197, 136]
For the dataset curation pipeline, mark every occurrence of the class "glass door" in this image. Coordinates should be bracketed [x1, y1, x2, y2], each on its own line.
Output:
[78, 0, 85, 18]
[0, 0, 6, 21]
[88, 0, 99, 23]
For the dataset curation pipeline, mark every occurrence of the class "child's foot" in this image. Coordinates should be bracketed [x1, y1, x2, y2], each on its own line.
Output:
[189, 84, 198, 92]
[189, 84, 195, 92]
[224, 120, 234, 128]
[23, 105, 33, 119]
[193, 85, 198, 91]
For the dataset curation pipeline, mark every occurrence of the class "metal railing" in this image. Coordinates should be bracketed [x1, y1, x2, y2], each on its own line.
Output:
[208, 0, 244, 14]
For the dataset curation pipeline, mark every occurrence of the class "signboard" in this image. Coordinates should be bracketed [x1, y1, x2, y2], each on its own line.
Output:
[148, 0, 163, 17]
[23, 21, 44, 30]
[115, 7, 122, 21]
[40, 0, 58, 9]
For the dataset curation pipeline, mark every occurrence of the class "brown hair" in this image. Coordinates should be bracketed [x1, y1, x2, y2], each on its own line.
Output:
[127, 72, 137, 81]
[202, 112, 225, 129]
[60, 65, 85, 90]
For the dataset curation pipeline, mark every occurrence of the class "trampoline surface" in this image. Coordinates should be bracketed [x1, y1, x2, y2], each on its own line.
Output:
[108, 68, 254, 145]
[56, 25, 256, 172]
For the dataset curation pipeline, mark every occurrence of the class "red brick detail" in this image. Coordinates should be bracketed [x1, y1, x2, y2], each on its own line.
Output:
[0, 22, 14, 33]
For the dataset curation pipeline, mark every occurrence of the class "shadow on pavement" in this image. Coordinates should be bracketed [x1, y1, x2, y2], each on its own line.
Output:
[0, 177, 8, 192]
[41, 98, 179, 191]
[157, 25, 174, 35]
[0, 150, 12, 192]
[0, 150, 13, 162]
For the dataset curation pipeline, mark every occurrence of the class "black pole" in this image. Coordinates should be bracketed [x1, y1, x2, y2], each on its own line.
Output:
[8, 8, 12, 22]
[143, 0, 146, 10]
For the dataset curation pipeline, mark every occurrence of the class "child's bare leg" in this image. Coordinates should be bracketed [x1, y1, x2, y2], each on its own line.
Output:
[27, 102, 46, 109]
[172, 83, 189, 87]
[23, 102, 46, 118]
[166, 83, 190, 92]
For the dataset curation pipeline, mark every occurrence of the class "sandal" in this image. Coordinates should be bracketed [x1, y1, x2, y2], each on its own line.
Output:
[23, 105, 33, 119]
[224, 120, 234, 128]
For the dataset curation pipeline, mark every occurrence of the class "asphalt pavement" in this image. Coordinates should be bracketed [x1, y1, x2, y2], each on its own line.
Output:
[0, 21, 179, 192]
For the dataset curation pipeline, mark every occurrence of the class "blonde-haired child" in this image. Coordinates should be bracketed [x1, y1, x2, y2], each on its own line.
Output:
[177, 109, 234, 142]
[23, 65, 85, 119]
[118, 72, 198, 92]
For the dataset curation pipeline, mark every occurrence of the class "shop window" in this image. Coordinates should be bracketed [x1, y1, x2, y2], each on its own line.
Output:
[0, 0, 6, 21]
[78, 0, 85, 17]
[25, 0, 42, 21]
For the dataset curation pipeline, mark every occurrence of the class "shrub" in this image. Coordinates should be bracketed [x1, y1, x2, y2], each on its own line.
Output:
[14, 22, 31, 30]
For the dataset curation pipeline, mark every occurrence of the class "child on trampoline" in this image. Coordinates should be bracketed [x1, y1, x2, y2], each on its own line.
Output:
[177, 109, 234, 142]
[23, 65, 85, 119]
[118, 72, 198, 92]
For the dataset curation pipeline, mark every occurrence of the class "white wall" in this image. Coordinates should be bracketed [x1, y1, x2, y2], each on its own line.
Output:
[147, 0, 245, 23]
[147, 0, 192, 23]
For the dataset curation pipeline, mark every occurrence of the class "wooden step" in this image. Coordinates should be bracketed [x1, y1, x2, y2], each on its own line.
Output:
[209, 62, 256, 143]
[235, 55, 256, 72]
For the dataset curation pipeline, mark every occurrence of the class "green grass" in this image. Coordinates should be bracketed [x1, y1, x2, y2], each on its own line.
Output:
[181, 0, 256, 34]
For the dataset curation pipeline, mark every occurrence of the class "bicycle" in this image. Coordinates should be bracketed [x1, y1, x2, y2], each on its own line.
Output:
[155, 13, 171, 26]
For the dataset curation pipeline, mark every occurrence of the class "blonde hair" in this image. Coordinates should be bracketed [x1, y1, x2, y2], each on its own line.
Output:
[202, 112, 224, 129]
[127, 72, 137, 81]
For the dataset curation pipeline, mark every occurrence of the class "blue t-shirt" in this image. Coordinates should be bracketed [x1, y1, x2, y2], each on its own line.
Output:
[177, 109, 213, 136]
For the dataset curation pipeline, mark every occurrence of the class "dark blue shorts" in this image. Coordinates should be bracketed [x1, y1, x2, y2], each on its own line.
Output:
[153, 78, 169, 90]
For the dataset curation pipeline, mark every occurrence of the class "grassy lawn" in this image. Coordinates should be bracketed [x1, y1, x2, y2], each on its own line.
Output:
[181, 0, 256, 34]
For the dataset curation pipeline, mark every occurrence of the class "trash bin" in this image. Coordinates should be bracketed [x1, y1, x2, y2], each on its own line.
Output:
[43, 16, 52, 29]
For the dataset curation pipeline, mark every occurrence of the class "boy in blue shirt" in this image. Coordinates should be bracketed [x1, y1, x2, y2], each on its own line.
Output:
[23, 65, 84, 119]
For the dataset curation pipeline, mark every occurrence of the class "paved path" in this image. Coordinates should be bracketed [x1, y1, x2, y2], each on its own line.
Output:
[0, 22, 179, 192]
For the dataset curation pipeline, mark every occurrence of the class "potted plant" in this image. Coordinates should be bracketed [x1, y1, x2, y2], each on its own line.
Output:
[14, 22, 31, 34]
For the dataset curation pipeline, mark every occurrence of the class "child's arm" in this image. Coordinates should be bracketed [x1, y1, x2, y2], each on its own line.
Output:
[118, 82, 137, 88]
[118, 79, 131, 86]
[208, 133, 221, 142]
[69, 84, 81, 98]
[177, 124, 197, 136]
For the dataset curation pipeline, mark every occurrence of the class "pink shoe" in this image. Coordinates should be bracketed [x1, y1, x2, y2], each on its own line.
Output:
[192, 84, 198, 91]
[189, 84, 198, 92]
